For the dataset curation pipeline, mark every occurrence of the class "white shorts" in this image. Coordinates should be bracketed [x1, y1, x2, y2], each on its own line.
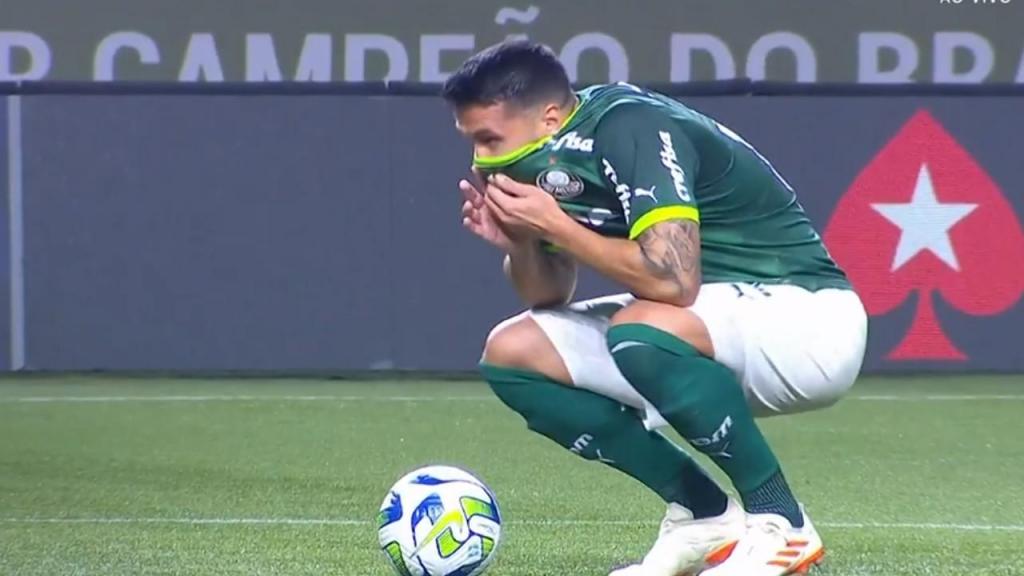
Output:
[494, 283, 868, 430]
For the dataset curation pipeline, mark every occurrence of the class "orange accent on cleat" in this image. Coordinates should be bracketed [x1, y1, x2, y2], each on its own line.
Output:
[704, 541, 739, 566]
[790, 547, 825, 574]
[786, 540, 809, 547]
[777, 550, 801, 558]
[767, 560, 792, 568]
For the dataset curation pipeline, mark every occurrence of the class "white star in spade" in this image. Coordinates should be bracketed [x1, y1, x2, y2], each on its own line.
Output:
[871, 164, 978, 271]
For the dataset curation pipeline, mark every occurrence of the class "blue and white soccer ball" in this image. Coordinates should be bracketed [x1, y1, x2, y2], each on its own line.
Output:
[377, 465, 502, 576]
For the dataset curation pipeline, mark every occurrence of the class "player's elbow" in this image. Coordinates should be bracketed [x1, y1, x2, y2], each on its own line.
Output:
[523, 275, 577, 309]
[509, 260, 578, 309]
[636, 277, 698, 308]
[655, 286, 697, 308]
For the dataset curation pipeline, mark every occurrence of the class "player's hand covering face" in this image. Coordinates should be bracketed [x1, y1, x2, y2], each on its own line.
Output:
[460, 170, 538, 251]
[482, 174, 568, 241]
[455, 100, 572, 250]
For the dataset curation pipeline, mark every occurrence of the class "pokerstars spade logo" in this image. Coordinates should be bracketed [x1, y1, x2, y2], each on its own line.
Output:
[825, 109, 1024, 361]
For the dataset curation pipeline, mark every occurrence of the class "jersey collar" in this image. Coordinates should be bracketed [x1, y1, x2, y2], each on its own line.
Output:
[472, 97, 583, 170]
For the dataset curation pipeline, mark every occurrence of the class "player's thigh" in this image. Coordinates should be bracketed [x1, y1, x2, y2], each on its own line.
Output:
[690, 283, 868, 416]
[522, 294, 652, 411]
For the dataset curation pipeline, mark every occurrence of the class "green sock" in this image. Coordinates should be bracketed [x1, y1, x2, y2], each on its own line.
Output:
[480, 363, 728, 519]
[607, 323, 803, 527]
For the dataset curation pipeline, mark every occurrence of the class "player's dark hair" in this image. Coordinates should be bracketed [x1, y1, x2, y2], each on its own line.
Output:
[441, 40, 573, 110]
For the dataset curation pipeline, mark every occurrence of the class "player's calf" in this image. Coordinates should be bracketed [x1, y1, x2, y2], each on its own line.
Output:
[480, 314, 728, 518]
[607, 310, 804, 529]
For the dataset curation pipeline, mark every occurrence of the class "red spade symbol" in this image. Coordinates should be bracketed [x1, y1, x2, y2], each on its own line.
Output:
[825, 109, 1024, 360]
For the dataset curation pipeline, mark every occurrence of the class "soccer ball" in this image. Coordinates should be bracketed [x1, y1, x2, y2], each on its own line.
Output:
[377, 465, 502, 576]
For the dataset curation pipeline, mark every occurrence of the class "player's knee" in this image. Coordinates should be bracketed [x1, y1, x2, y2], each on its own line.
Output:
[482, 314, 539, 369]
[481, 315, 572, 383]
[608, 300, 714, 357]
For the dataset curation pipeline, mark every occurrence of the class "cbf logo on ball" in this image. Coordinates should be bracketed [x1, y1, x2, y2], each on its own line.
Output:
[537, 167, 584, 199]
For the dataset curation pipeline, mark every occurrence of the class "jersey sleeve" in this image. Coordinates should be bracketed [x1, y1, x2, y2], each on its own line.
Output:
[594, 104, 700, 239]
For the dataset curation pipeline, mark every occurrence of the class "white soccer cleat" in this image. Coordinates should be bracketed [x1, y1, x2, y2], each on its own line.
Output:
[609, 499, 746, 576]
[698, 507, 824, 576]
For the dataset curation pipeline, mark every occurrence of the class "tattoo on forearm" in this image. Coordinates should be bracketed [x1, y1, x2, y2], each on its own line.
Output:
[637, 220, 701, 300]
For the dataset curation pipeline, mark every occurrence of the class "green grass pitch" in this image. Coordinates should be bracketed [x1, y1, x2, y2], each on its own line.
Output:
[1, 375, 1023, 576]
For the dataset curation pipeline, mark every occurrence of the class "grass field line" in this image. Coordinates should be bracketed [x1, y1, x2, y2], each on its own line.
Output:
[1, 517, 1022, 532]
[3, 394, 1024, 404]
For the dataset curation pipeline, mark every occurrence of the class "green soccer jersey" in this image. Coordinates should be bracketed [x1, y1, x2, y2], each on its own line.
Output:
[474, 83, 851, 291]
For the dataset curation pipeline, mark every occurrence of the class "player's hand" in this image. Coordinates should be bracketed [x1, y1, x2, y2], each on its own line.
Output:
[459, 173, 533, 251]
[483, 174, 568, 239]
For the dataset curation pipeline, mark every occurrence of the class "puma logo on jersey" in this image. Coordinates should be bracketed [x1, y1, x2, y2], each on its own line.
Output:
[602, 158, 632, 222]
[551, 131, 594, 153]
[658, 131, 691, 202]
[634, 185, 657, 201]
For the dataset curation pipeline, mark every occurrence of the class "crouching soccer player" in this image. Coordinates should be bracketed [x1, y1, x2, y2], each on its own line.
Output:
[443, 40, 867, 576]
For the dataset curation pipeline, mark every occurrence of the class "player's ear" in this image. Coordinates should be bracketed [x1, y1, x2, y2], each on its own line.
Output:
[540, 102, 563, 134]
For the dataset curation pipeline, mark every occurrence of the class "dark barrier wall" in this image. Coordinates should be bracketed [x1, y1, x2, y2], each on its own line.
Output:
[0, 99, 9, 370]
[2, 90, 1023, 372]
